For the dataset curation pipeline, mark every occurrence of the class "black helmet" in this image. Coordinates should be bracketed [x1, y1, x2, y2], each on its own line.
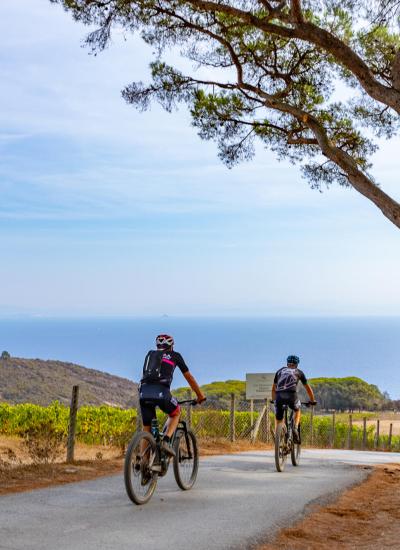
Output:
[287, 355, 300, 365]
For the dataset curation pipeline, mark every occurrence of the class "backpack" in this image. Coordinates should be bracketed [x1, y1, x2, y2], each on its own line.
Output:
[142, 350, 164, 382]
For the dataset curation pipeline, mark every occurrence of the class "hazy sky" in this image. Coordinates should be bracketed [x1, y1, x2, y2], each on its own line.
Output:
[1, 0, 399, 317]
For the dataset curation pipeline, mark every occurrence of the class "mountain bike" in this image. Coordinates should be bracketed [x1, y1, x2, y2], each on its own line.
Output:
[124, 399, 200, 505]
[272, 401, 316, 472]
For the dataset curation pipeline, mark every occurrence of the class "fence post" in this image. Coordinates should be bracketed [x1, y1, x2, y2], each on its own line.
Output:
[229, 393, 236, 442]
[388, 423, 393, 451]
[250, 399, 254, 428]
[310, 406, 314, 447]
[331, 411, 336, 448]
[348, 414, 353, 449]
[375, 419, 380, 449]
[136, 387, 143, 431]
[362, 417, 367, 450]
[186, 389, 192, 430]
[67, 385, 79, 463]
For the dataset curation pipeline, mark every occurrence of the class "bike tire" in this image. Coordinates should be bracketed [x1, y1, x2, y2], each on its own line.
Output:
[173, 429, 199, 490]
[291, 424, 301, 466]
[124, 431, 158, 505]
[275, 424, 287, 472]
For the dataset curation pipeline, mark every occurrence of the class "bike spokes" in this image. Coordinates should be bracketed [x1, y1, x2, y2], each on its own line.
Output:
[124, 431, 158, 505]
[173, 430, 199, 490]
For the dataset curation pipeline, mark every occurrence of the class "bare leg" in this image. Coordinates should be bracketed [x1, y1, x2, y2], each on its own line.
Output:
[275, 418, 283, 433]
[164, 413, 180, 438]
[294, 409, 301, 428]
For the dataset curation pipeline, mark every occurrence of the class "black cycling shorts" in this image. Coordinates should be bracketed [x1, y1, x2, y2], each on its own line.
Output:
[139, 383, 180, 426]
[275, 392, 301, 421]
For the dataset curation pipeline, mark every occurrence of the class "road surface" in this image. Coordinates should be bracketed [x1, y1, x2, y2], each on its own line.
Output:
[1, 449, 399, 550]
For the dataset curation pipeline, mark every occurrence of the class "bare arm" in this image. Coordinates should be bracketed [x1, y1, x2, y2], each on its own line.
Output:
[304, 383, 315, 403]
[271, 383, 277, 401]
[183, 371, 206, 403]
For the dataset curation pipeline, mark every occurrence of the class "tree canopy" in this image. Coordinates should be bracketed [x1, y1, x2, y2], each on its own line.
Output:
[172, 376, 391, 410]
[51, 0, 400, 227]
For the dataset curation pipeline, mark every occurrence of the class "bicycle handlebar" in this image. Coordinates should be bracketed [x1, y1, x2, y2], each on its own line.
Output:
[269, 399, 317, 407]
[177, 398, 207, 406]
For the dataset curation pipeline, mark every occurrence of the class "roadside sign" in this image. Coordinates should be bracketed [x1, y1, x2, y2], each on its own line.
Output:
[246, 373, 275, 400]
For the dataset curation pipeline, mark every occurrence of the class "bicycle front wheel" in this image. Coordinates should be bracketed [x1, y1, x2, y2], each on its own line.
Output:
[173, 429, 199, 490]
[124, 431, 158, 505]
[275, 424, 288, 472]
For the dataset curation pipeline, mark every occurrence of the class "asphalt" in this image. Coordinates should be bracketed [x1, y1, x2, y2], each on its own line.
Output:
[1, 449, 399, 550]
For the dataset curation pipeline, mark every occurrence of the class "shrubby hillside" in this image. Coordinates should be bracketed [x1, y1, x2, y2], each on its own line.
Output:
[0, 355, 138, 407]
[174, 377, 389, 411]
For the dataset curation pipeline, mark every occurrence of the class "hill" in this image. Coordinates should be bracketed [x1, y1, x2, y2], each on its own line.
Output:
[173, 376, 387, 411]
[0, 355, 138, 407]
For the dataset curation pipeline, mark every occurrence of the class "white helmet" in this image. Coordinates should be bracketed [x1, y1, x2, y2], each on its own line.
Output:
[156, 334, 174, 349]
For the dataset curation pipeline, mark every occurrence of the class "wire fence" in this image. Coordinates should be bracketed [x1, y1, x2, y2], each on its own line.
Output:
[178, 392, 400, 452]
[2, 390, 400, 461]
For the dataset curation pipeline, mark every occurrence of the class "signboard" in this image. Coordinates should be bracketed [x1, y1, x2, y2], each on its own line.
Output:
[246, 373, 275, 400]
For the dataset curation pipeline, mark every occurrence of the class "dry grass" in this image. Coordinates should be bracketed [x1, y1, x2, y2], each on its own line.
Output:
[259, 464, 400, 550]
[352, 419, 400, 436]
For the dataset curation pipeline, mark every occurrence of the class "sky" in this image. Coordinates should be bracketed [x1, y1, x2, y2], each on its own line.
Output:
[0, 0, 399, 317]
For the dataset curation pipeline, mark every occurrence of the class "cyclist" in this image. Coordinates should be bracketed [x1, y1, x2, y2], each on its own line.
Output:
[139, 334, 206, 457]
[271, 355, 316, 443]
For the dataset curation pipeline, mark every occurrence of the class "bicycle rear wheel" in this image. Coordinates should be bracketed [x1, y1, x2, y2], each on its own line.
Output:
[124, 431, 158, 505]
[173, 429, 199, 490]
[275, 424, 288, 472]
[291, 425, 301, 466]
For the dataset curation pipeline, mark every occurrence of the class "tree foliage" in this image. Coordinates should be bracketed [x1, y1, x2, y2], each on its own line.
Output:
[51, 0, 400, 227]
[173, 376, 390, 410]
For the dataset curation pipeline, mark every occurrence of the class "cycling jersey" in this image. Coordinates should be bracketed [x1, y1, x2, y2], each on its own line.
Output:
[139, 349, 189, 426]
[140, 350, 189, 389]
[274, 366, 307, 392]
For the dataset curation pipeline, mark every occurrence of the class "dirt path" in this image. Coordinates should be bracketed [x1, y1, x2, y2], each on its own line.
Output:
[259, 464, 400, 550]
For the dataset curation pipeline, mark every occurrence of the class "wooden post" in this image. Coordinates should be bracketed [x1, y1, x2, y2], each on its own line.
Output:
[375, 419, 380, 449]
[136, 387, 143, 431]
[348, 414, 353, 449]
[250, 399, 254, 427]
[229, 393, 236, 442]
[67, 385, 79, 463]
[310, 406, 314, 447]
[388, 423, 393, 451]
[251, 404, 267, 444]
[186, 389, 192, 430]
[331, 411, 336, 448]
[265, 399, 270, 444]
[362, 417, 367, 450]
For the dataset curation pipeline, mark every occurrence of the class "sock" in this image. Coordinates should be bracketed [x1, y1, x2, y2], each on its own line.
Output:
[163, 435, 170, 443]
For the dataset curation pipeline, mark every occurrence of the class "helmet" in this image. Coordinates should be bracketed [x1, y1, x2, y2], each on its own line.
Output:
[287, 355, 300, 365]
[156, 334, 174, 349]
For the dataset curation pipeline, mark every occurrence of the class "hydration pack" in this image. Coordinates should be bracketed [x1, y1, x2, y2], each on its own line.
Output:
[142, 350, 164, 382]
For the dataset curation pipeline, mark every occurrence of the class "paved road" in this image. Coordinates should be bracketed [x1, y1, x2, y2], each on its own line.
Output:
[1, 450, 399, 550]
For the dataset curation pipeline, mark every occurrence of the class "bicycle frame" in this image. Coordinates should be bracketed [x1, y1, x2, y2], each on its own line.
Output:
[150, 400, 196, 477]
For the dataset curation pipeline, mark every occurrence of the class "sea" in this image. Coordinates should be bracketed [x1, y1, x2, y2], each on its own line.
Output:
[0, 317, 399, 398]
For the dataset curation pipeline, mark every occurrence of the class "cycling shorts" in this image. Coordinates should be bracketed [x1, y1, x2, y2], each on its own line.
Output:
[139, 383, 181, 426]
[275, 391, 301, 421]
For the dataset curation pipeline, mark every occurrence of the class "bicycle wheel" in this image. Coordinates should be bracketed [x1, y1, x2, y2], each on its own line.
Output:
[291, 424, 301, 466]
[173, 429, 199, 490]
[124, 431, 158, 505]
[275, 424, 288, 472]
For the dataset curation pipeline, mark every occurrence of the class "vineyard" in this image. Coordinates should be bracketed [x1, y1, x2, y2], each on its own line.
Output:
[1, 402, 400, 451]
